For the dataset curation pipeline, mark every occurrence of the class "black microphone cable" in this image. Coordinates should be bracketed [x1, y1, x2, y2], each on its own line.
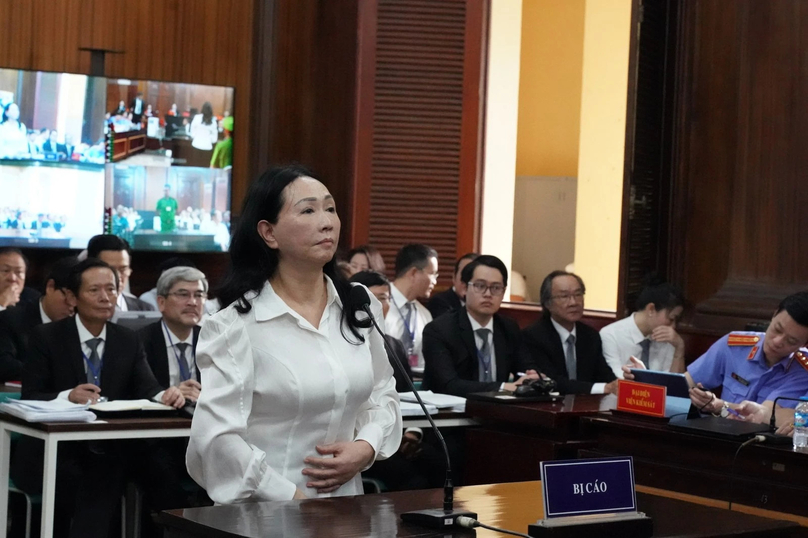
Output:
[727, 434, 765, 511]
[456, 516, 533, 538]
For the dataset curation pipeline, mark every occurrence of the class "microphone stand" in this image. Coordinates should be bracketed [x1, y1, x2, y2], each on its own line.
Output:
[760, 395, 804, 445]
[358, 300, 477, 528]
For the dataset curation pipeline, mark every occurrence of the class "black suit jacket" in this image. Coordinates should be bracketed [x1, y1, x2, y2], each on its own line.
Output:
[22, 316, 163, 401]
[422, 307, 535, 397]
[522, 315, 615, 395]
[124, 294, 156, 312]
[0, 300, 42, 381]
[138, 320, 201, 388]
[383, 334, 413, 393]
[426, 287, 463, 319]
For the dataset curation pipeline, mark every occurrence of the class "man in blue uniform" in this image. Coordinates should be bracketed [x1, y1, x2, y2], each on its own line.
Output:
[686, 291, 808, 417]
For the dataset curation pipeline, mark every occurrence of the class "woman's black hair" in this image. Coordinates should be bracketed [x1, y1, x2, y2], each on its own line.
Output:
[217, 165, 366, 343]
[201, 102, 214, 126]
[635, 274, 685, 313]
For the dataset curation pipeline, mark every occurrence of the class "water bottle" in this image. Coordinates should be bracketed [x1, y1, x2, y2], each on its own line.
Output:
[792, 398, 808, 452]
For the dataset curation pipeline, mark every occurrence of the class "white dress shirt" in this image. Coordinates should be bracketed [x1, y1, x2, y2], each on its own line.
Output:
[39, 300, 52, 324]
[600, 314, 675, 379]
[186, 278, 402, 504]
[550, 318, 606, 395]
[468, 313, 497, 382]
[162, 322, 196, 386]
[387, 283, 433, 369]
[116, 293, 128, 312]
[57, 315, 165, 402]
[57, 316, 108, 400]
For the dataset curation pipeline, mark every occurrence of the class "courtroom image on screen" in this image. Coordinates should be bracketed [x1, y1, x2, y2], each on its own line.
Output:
[0, 68, 107, 165]
[106, 79, 234, 171]
[0, 164, 105, 249]
[105, 164, 231, 252]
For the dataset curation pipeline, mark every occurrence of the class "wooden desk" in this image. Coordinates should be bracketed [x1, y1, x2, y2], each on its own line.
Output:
[464, 395, 607, 485]
[0, 409, 468, 538]
[0, 414, 192, 538]
[580, 414, 808, 518]
[157, 480, 801, 537]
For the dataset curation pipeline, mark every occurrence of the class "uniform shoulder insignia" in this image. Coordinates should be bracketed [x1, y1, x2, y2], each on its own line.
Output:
[727, 333, 760, 346]
[795, 351, 808, 371]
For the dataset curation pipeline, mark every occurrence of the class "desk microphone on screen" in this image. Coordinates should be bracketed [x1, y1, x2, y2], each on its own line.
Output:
[349, 285, 477, 529]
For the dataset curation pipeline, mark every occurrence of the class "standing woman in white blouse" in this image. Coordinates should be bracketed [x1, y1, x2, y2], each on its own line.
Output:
[186, 165, 401, 503]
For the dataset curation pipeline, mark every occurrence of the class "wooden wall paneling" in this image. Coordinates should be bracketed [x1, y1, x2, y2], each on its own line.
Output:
[365, 0, 487, 285]
[667, 0, 808, 334]
[349, 0, 378, 247]
[618, 0, 681, 318]
[312, 0, 360, 250]
[455, 0, 486, 258]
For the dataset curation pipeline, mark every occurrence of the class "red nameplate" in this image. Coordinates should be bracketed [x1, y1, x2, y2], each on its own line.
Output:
[616, 380, 667, 418]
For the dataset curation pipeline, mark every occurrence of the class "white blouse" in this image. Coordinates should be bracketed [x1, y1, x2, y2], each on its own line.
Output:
[186, 277, 402, 504]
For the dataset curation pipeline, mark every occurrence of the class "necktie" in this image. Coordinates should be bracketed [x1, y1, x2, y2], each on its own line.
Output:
[400, 302, 415, 353]
[86, 338, 102, 385]
[176, 343, 191, 382]
[640, 339, 652, 369]
[475, 328, 493, 382]
[565, 334, 577, 380]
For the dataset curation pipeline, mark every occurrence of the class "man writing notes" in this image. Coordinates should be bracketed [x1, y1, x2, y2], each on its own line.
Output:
[14, 258, 184, 537]
[523, 270, 618, 395]
[423, 255, 540, 397]
[684, 292, 808, 418]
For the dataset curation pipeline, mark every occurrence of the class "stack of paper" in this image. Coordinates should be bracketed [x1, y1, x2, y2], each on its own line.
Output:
[89, 400, 174, 412]
[400, 401, 439, 417]
[0, 399, 96, 423]
[399, 391, 466, 413]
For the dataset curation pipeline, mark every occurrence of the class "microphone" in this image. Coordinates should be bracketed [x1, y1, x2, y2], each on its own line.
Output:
[759, 395, 803, 445]
[349, 285, 477, 528]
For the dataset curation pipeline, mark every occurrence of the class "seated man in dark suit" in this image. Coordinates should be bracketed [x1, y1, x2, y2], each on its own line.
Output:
[13, 258, 184, 538]
[0, 256, 76, 381]
[426, 252, 478, 319]
[87, 234, 154, 312]
[423, 255, 540, 397]
[137, 266, 208, 518]
[523, 270, 618, 395]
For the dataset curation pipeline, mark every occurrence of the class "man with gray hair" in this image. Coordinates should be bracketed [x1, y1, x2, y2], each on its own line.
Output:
[135, 265, 208, 518]
[138, 266, 207, 401]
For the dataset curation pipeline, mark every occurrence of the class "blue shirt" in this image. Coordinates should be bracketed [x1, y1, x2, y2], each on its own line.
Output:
[687, 332, 808, 408]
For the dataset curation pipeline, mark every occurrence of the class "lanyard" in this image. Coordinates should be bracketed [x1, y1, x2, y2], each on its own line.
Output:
[163, 321, 194, 380]
[82, 349, 103, 385]
[393, 300, 417, 350]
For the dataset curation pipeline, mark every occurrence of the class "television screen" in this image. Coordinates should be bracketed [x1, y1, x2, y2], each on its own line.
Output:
[0, 163, 105, 249]
[104, 78, 233, 252]
[0, 68, 106, 165]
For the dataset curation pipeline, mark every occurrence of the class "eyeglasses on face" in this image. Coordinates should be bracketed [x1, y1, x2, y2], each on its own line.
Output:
[551, 291, 585, 303]
[469, 281, 506, 297]
[166, 291, 207, 301]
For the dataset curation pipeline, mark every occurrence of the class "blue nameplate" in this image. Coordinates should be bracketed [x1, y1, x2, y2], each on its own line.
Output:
[541, 457, 637, 518]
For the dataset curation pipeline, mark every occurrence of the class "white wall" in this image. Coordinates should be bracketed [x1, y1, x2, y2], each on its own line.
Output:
[480, 0, 523, 279]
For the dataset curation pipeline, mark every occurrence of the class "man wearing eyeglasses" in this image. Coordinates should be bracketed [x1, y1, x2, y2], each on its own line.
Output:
[136, 266, 208, 519]
[523, 270, 618, 395]
[0, 256, 76, 381]
[423, 255, 540, 397]
[138, 266, 207, 401]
